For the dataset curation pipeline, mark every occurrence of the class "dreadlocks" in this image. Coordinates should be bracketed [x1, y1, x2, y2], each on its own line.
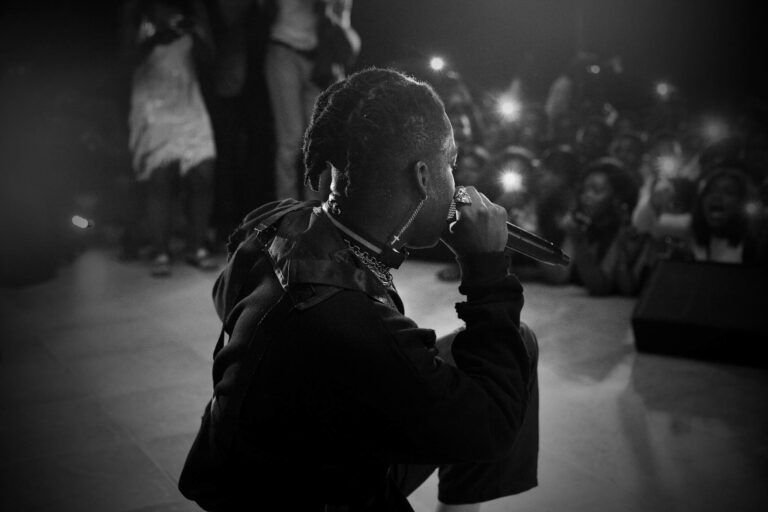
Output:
[302, 68, 447, 196]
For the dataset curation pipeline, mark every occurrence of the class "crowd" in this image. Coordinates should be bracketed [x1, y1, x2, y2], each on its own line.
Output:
[415, 53, 768, 295]
[5, 1, 765, 292]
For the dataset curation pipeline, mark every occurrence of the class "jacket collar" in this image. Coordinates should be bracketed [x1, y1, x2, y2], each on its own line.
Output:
[267, 204, 401, 311]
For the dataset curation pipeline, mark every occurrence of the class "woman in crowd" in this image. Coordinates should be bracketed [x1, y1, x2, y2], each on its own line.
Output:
[541, 158, 649, 295]
[124, 0, 217, 276]
[683, 165, 765, 264]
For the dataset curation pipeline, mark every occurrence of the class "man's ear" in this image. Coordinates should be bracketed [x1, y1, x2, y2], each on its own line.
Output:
[412, 160, 430, 199]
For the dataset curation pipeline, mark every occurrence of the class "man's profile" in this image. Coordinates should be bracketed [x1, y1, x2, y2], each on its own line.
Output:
[179, 67, 538, 511]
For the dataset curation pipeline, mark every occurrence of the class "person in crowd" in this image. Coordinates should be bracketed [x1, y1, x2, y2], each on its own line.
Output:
[535, 145, 580, 246]
[179, 68, 539, 512]
[517, 103, 548, 155]
[575, 115, 612, 166]
[541, 158, 648, 295]
[675, 164, 765, 264]
[265, 0, 359, 201]
[609, 131, 645, 182]
[544, 51, 599, 139]
[122, 0, 217, 277]
[208, 0, 272, 240]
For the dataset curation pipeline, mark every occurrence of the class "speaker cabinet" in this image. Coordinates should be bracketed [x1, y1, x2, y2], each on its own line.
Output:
[631, 260, 768, 366]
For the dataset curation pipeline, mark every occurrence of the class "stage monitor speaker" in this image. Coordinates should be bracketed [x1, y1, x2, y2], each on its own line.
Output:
[631, 260, 768, 367]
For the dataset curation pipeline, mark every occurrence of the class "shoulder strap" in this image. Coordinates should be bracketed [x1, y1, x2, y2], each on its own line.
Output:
[213, 202, 310, 358]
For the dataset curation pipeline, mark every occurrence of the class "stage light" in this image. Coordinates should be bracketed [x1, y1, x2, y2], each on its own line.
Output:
[744, 201, 761, 218]
[655, 156, 680, 179]
[429, 56, 446, 72]
[500, 168, 524, 193]
[589, 64, 601, 74]
[654, 81, 673, 101]
[71, 215, 93, 229]
[702, 118, 729, 143]
[497, 97, 522, 122]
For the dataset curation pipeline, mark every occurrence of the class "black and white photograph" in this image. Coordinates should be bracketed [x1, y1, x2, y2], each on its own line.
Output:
[1, 1, 767, 511]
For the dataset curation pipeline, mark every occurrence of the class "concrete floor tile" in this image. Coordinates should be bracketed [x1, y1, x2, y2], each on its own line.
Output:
[0, 443, 178, 512]
[0, 359, 90, 409]
[66, 344, 210, 398]
[100, 384, 210, 443]
[143, 432, 198, 484]
[3, 249, 768, 512]
[0, 398, 127, 466]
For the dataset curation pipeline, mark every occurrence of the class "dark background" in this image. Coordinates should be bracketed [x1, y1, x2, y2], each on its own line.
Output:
[2, 0, 766, 102]
[1, 0, 766, 284]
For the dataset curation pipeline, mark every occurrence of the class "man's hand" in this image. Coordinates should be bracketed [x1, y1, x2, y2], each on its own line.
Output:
[441, 187, 508, 256]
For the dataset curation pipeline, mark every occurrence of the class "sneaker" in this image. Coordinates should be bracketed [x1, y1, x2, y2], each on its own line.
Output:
[186, 247, 218, 271]
[151, 253, 171, 277]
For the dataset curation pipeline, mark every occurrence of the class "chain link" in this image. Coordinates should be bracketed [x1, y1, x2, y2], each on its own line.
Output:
[344, 240, 393, 287]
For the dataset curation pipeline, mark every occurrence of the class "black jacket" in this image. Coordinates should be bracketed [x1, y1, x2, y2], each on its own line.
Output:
[179, 200, 533, 511]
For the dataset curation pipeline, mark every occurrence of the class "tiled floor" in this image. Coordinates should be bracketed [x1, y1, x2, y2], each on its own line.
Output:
[1, 249, 767, 511]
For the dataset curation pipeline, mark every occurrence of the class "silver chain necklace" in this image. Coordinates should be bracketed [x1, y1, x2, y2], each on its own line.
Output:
[344, 240, 393, 287]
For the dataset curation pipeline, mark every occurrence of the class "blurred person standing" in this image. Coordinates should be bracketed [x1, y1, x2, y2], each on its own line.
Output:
[122, 0, 217, 276]
[265, 0, 359, 201]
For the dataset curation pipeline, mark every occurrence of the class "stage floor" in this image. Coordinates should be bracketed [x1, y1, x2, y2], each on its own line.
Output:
[1, 249, 767, 511]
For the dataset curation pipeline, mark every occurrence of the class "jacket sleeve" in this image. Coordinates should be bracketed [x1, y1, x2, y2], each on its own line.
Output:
[301, 251, 530, 465]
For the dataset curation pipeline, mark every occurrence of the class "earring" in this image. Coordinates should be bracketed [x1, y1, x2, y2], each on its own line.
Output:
[389, 194, 427, 248]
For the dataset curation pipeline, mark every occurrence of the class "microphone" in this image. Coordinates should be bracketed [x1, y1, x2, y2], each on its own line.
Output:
[447, 200, 571, 266]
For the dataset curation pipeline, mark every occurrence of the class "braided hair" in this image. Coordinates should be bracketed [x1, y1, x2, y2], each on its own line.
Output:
[302, 68, 447, 196]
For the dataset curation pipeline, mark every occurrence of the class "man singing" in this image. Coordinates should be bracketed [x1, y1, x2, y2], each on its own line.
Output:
[179, 68, 539, 511]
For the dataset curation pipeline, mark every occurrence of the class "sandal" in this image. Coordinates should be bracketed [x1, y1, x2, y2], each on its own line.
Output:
[151, 253, 171, 277]
[186, 247, 218, 271]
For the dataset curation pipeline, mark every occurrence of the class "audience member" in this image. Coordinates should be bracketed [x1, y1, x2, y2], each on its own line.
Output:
[123, 0, 217, 277]
[541, 159, 648, 295]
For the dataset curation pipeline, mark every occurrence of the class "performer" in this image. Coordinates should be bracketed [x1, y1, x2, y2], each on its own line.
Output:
[179, 68, 539, 511]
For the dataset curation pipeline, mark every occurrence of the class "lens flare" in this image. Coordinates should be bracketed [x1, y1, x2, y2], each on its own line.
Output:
[429, 56, 445, 72]
[744, 201, 761, 218]
[500, 169, 524, 193]
[655, 81, 673, 101]
[656, 156, 680, 178]
[71, 215, 92, 229]
[498, 97, 522, 121]
[702, 119, 729, 143]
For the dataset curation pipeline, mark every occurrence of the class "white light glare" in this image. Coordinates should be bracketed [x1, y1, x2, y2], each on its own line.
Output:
[71, 215, 91, 229]
[655, 81, 673, 100]
[498, 97, 522, 121]
[589, 64, 601, 74]
[500, 169, 524, 193]
[429, 56, 446, 72]
[744, 201, 761, 218]
[703, 119, 729, 143]
[656, 156, 679, 179]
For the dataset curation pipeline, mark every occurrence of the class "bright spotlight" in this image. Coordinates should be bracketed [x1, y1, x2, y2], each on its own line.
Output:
[655, 81, 673, 101]
[588, 64, 601, 74]
[71, 215, 93, 229]
[429, 56, 446, 72]
[744, 201, 761, 218]
[655, 156, 680, 179]
[702, 118, 729, 143]
[498, 97, 522, 121]
[500, 169, 524, 193]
